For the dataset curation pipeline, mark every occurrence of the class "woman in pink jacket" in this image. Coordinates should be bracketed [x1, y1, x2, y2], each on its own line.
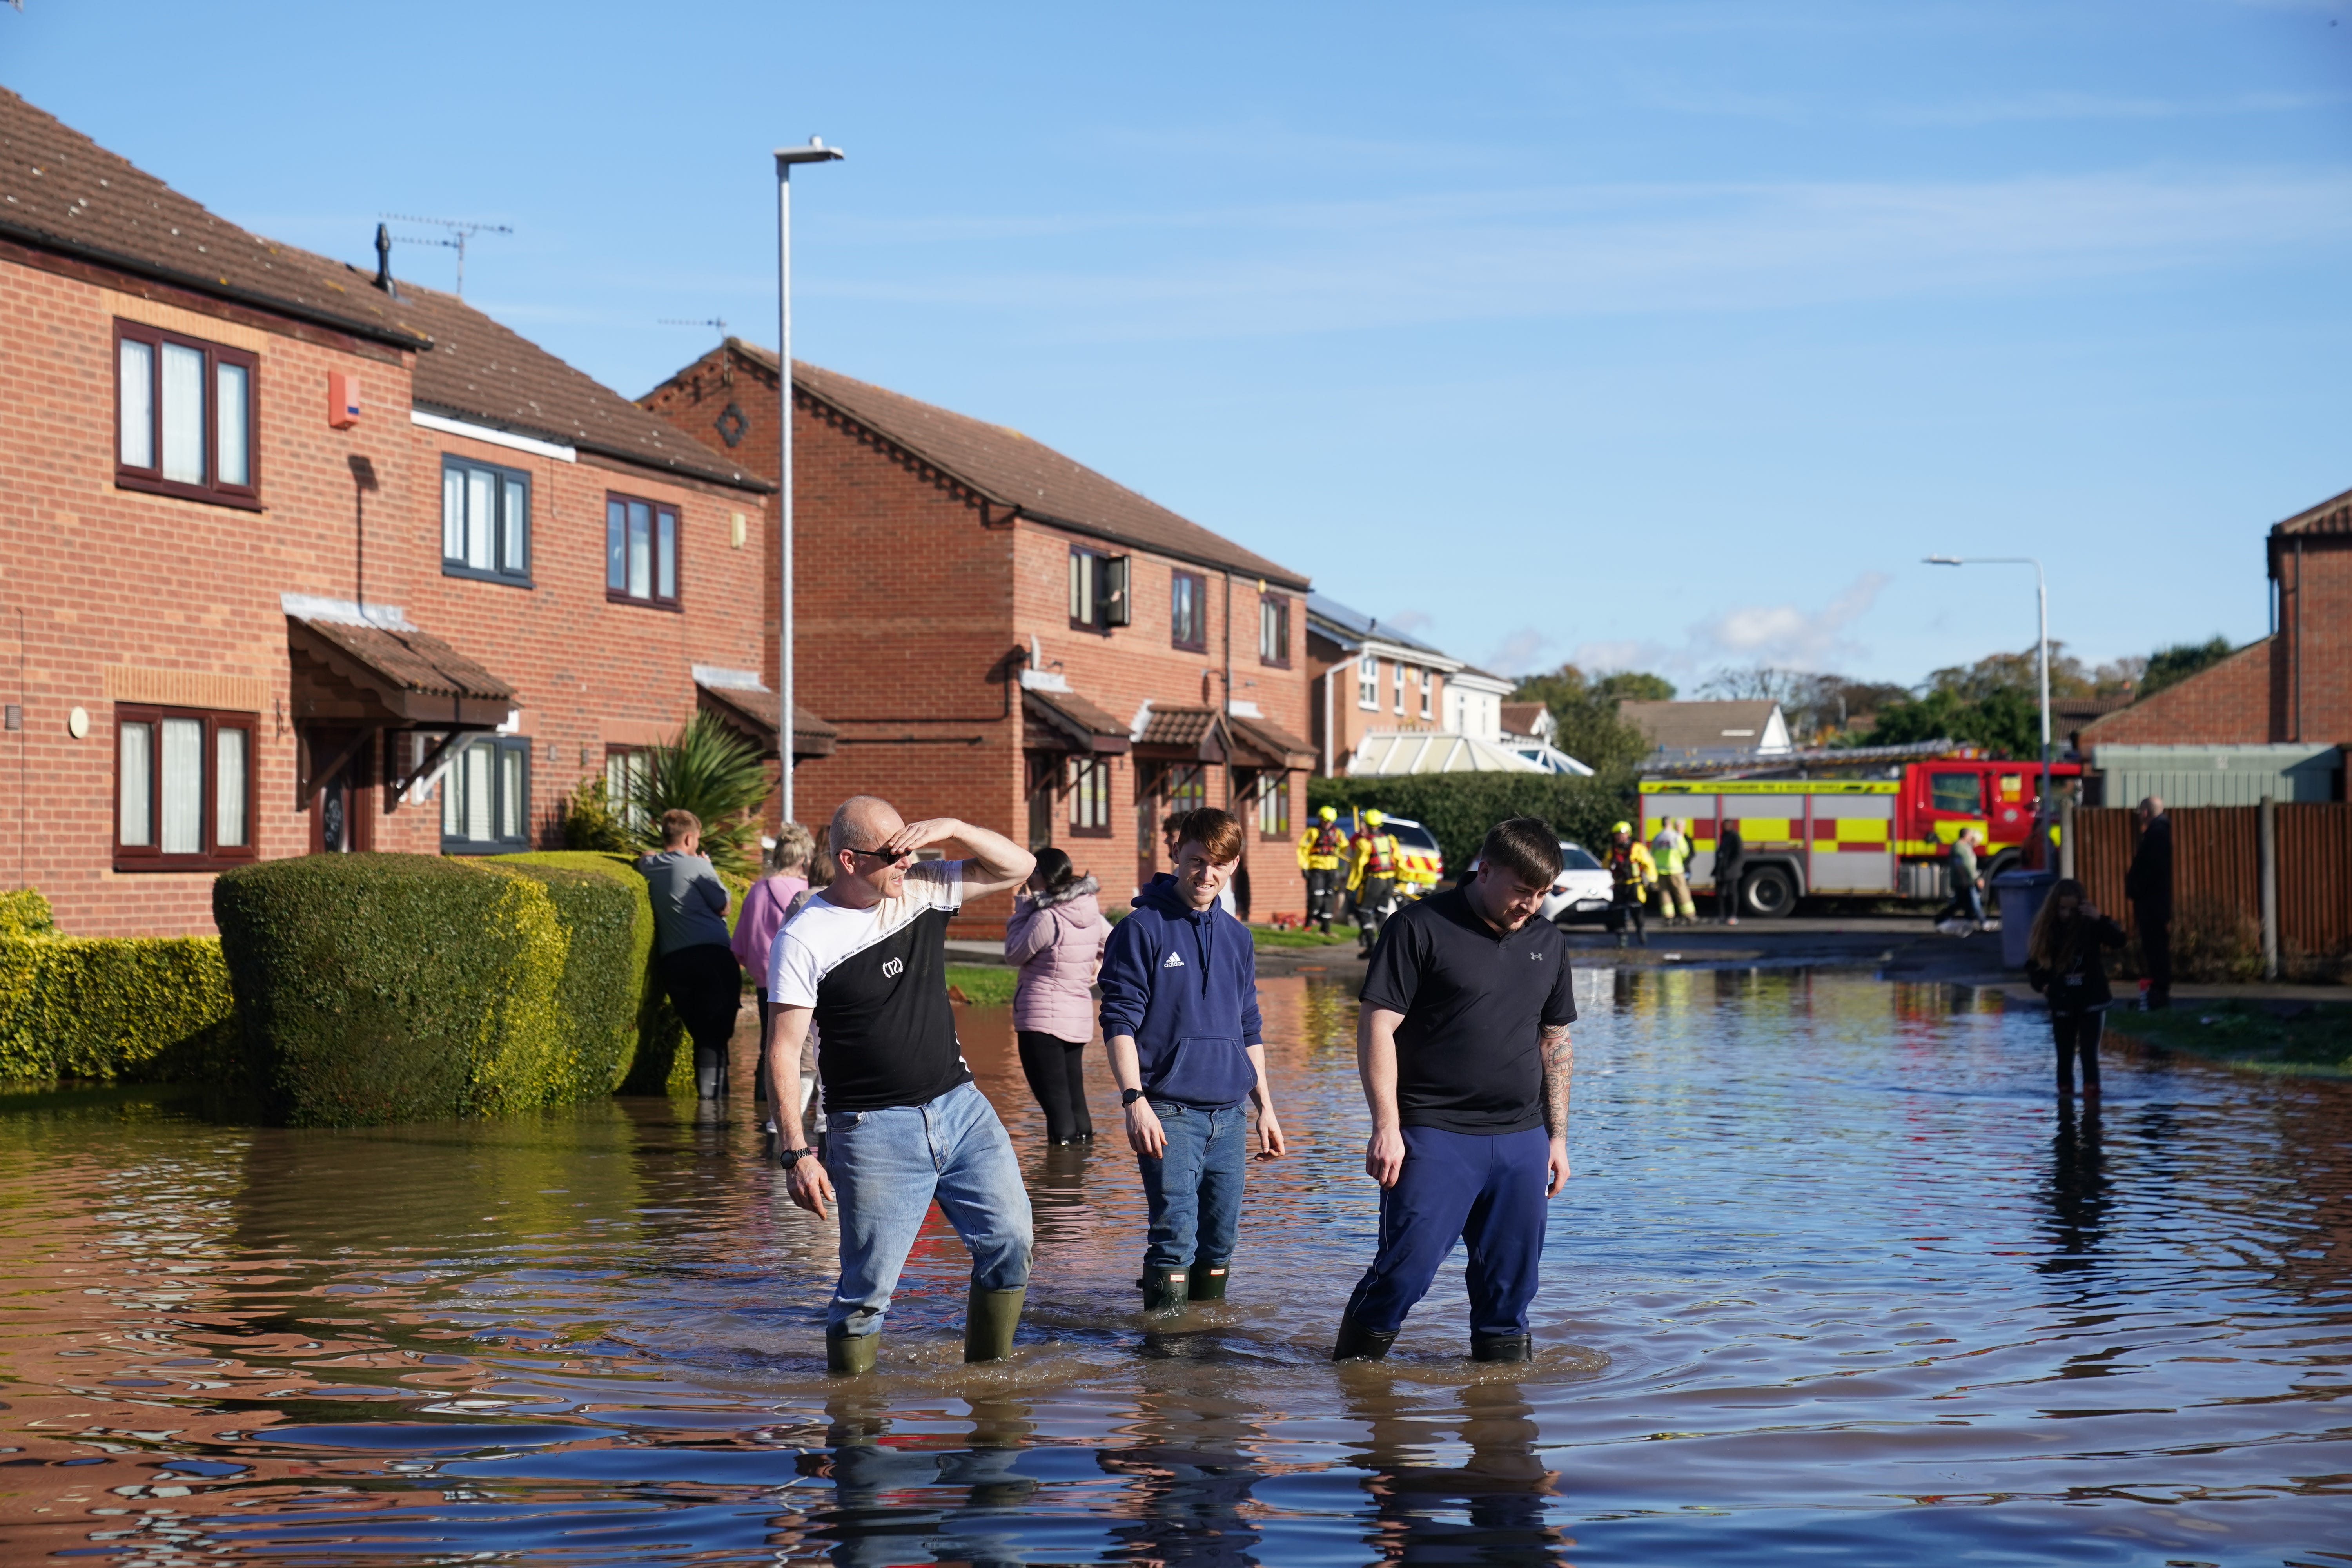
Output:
[1005, 847, 1114, 1145]
[733, 822, 815, 1122]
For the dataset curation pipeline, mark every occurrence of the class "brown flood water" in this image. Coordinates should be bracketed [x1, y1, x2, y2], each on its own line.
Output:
[0, 967, 2346, 1565]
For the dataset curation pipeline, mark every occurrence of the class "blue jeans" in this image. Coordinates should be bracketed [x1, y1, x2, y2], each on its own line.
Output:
[1345, 1125, 1550, 1338]
[1138, 1098, 1247, 1277]
[822, 1080, 1032, 1339]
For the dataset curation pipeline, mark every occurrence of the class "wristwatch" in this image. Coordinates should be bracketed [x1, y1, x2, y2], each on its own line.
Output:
[777, 1146, 813, 1168]
[1121, 1088, 1145, 1107]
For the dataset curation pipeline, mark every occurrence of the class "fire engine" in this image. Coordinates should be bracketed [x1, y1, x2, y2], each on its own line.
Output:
[1637, 744, 2080, 919]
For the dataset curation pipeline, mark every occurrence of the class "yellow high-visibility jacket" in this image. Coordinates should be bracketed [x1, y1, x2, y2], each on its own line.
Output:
[1346, 830, 1402, 893]
[1297, 821, 1347, 872]
[1650, 826, 1688, 877]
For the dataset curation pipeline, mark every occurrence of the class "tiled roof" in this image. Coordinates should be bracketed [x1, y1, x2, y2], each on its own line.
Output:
[1499, 701, 1549, 735]
[1136, 704, 1222, 754]
[2273, 485, 2352, 539]
[723, 344, 1307, 590]
[374, 273, 769, 493]
[0, 87, 428, 348]
[292, 616, 514, 704]
[1023, 686, 1132, 754]
[1621, 700, 1784, 753]
[1227, 713, 1315, 770]
[695, 679, 838, 759]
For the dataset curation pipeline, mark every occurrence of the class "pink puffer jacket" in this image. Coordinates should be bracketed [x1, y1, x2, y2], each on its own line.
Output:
[1005, 877, 1113, 1041]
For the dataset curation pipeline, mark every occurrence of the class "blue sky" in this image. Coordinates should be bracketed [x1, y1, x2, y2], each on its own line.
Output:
[7, 1, 2349, 688]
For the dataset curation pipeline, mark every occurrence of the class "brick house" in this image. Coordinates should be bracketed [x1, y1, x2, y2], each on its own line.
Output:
[2078, 487, 2350, 800]
[639, 341, 1316, 923]
[1305, 594, 1464, 774]
[0, 90, 808, 936]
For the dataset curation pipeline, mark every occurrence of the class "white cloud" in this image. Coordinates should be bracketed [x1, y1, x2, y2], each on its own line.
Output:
[1483, 627, 1558, 677]
[1384, 608, 1435, 636]
[1686, 572, 1891, 670]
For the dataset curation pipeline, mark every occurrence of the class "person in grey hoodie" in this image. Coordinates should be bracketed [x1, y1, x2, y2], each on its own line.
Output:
[1005, 847, 1113, 1144]
[636, 808, 740, 1100]
[1099, 807, 1287, 1315]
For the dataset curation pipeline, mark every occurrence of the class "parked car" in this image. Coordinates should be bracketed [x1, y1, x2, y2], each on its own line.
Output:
[1462, 839, 1613, 925]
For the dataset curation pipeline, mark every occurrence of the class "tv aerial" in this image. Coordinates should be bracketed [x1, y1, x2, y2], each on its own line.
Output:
[379, 214, 513, 296]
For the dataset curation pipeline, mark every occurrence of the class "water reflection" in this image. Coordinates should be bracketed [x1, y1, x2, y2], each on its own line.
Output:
[1, 971, 2348, 1565]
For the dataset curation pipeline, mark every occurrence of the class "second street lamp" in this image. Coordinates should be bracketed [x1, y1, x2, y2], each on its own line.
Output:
[1924, 554, 2052, 831]
[775, 136, 844, 827]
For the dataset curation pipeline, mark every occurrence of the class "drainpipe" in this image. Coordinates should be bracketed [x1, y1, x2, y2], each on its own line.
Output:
[2259, 792, 2279, 981]
[2294, 538, 2305, 743]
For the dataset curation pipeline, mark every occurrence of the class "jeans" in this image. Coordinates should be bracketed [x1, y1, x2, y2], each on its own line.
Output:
[822, 1080, 1032, 1338]
[2054, 1010, 2105, 1094]
[1345, 1125, 1550, 1338]
[1138, 1097, 1247, 1277]
[1016, 1029, 1093, 1143]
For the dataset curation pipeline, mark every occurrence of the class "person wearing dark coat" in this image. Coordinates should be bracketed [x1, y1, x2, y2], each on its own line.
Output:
[1713, 820, 1745, 926]
[2123, 796, 2174, 1009]
[2025, 878, 2128, 1096]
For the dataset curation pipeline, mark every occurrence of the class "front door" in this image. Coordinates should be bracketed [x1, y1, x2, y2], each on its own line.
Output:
[308, 728, 374, 854]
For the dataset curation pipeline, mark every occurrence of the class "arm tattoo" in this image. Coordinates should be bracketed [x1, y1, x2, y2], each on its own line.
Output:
[1540, 1023, 1573, 1138]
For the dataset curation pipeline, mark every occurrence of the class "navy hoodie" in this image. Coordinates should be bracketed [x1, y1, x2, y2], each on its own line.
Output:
[1097, 873, 1263, 1108]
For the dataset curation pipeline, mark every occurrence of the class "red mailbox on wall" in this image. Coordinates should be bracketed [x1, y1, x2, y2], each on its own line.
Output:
[328, 371, 361, 429]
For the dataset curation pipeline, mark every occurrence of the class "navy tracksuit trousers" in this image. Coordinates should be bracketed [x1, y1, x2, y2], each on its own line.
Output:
[1345, 1124, 1550, 1338]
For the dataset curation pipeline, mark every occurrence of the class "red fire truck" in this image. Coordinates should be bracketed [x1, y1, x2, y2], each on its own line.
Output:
[1637, 745, 2080, 918]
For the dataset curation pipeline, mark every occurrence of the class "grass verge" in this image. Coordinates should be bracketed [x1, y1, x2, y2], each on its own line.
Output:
[945, 964, 1018, 1008]
[1250, 924, 1358, 950]
[2107, 1000, 2352, 1077]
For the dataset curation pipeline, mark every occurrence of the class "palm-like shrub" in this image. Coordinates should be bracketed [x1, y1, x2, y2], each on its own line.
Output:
[623, 712, 772, 876]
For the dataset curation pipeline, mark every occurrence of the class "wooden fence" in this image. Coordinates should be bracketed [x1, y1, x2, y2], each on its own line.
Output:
[2074, 803, 2352, 976]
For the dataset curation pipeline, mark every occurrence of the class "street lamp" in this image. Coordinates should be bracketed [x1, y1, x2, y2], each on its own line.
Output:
[1924, 554, 2051, 821]
[775, 137, 844, 827]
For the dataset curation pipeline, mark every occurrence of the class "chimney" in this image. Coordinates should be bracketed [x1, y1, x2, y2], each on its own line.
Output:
[373, 223, 397, 298]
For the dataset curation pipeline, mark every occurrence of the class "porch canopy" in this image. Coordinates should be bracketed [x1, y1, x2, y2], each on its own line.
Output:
[1022, 682, 1131, 755]
[286, 605, 516, 800]
[694, 667, 838, 762]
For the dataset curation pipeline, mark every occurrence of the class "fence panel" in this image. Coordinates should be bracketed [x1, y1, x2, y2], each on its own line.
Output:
[2074, 808, 2136, 922]
[2277, 803, 2352, 958]
[2078, 801, 2351, 966]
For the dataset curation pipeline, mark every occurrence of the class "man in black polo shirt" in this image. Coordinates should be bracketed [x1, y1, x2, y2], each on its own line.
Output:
[1334, 818, 1576, 1363]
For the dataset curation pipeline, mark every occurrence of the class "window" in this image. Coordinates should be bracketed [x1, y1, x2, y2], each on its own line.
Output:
[114, 705, 257, 870]
[1069, 547, 1131, 632]
[114, 321, 258, 507]
[442, 457, 531, 584]
[1253, 772, 1290, 838]
[1166, 763, 1206, 817]
[1396, 663, 1410, 715]
[1171, 570, 1206, 651]
[1420, 667, 1435, 720]
[605, 748, 650, 833]
[606, 493, 681, 607]
[1258, 593, 1291, 666]
[1069, 757, 1112, 836]
[1357, 655, 1380, 710]
[1929, 772, 1981, 815]
[442, 736, 531, 853]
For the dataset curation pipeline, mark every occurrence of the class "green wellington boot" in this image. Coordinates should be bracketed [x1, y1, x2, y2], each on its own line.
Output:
[1138, 1268, 1189, 1316]
[1186, 1260, 1230, 1302]
[1470, 1332, 1531, 1363]
[963, 1286, 1026, 1363]
[826, 1330, 878, 1376]
[1331, 1314, 1398, 1362]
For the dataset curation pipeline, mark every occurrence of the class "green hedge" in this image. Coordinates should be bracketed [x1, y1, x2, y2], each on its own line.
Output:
[215, 853, 567, 1126]
[1307, 771, 1639, 874]
[0, 888, 54, 938]
[0, 928, 235, 1083]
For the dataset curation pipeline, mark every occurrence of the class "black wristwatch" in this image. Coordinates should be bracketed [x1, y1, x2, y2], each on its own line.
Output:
[777, 1146, 813, 1168]
[1121, 1088, 1145, 1108]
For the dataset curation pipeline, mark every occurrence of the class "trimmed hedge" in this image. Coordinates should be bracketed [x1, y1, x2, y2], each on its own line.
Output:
[1, 888, 54, 938]
[0, 927, 235, 1083]
[215, 853, 566, 1126]
[1307, 771, 1639, 874]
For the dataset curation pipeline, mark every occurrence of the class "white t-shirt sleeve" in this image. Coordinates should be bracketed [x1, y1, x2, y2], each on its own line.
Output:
[769, 924, 822, 1010]
[909, 858, 965, 913]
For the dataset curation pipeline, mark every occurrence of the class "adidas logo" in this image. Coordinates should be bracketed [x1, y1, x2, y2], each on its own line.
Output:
[1162, 952, 1185, 968]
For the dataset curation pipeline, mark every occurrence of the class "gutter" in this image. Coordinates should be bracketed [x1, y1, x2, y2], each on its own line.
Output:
[411, 400, 775, 495]
[0, 217, 432, 350]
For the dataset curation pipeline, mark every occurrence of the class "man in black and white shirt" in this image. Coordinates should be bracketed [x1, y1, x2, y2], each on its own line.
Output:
[764, 795, 1036, 1375]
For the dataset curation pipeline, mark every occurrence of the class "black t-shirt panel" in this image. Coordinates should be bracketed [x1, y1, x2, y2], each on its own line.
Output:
[807, 904, 971, 1112]
[1359, 887, 1576, 1134]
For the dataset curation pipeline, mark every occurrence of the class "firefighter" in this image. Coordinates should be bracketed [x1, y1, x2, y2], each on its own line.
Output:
[1297, 805, 1348, 934]
[1347, 809, 1404, 956]
[1650, 817, 1695, 926]
[1606, 821, 1656, 949]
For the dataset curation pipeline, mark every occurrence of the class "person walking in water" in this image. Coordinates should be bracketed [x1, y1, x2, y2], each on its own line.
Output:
[1005, 847, 1113, 1145]
[1334, 818, 1577, 1364]
[1714, 817, 1745, 926]
[1099, 807, 1287, 1315]
[1297, 805, 1348, 934]
[1347, 809, 1404, 957]
[1937, 828, 1986, 933]
[1650, 817, 1695, 926]
[1605, 821, 1655, 949]
[734, 822, 815, 1121]
[2025, 878, 2127, 1098]
[2125, 796, 2174, 1009]
[637, 809, 741, 1100]
[763, 796, 1037, 1374]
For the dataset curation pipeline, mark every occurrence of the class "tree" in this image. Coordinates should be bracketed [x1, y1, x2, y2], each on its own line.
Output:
[622, 712, 773, 876]
[1855, 684, 2040, 759]
[1697, 665, 1909, 744]
[2140, 636, 2234, 698]
[1509, 664, 1664, 773]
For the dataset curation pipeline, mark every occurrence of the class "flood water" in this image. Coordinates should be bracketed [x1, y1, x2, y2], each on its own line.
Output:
[1, 967, 2347, 1566]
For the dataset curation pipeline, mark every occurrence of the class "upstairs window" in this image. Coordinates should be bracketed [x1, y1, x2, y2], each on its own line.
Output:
[1171, 570, 1206, 651]
[607, 494, 681, 607]
[1069, 547, 1131, 633]
[1421, 667, 1435, 719]
[1357, 654, 1379, 710]
[114, 321, 258, 508]
[442, 735, 531, 853]
[114, 704, 257, 871]
[443, 457, 532, 584]
[1395, 663, 1411, 714]
[1258, 593, 1291, 666]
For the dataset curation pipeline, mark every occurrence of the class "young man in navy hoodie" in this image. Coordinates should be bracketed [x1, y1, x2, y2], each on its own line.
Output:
[1099, 807, 1287, 1314]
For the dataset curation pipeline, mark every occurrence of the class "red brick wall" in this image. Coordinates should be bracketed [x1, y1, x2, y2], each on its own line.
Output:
[2080, 637, 2280, 754]
[0, 254, 766, 936]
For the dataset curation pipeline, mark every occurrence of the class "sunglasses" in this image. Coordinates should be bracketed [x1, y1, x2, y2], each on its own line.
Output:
[843, 844, 912, 865]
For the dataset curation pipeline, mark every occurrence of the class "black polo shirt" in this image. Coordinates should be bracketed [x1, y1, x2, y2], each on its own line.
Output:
[1360, 885, 1577, 1134]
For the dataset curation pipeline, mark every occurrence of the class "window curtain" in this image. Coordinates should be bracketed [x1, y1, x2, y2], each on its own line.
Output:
[215, 362, 250, 486]
[463, 742, 493, 843]
[119, 340, 154, 468]
[606, 500, 627, 591]
[215, 727, 248, 848]
[501, 477, 527, 574]
[466, 468, 495, 571]
[119, 720, 153, 846]
[443, 468, 466, 561]
[499, 745, 523, 841]
[627, 501, 652, 599]
[159, 716, 203, 854]
[160, 343, 205, 485]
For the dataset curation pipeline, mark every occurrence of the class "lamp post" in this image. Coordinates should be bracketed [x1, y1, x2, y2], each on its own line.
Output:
[1924, 554, 2051, 820]
[775, 137, 844, 827]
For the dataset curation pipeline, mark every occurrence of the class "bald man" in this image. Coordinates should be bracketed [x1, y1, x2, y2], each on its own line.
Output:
[764, 796, 1036, 1374]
